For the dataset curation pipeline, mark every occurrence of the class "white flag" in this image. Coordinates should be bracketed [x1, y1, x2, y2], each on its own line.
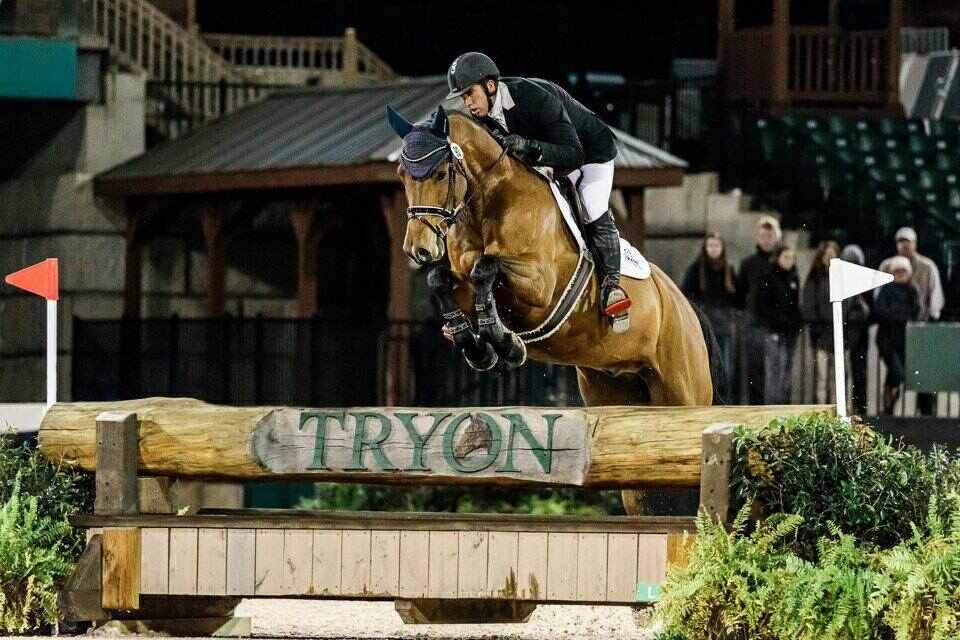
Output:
[829, 258, 892, 302]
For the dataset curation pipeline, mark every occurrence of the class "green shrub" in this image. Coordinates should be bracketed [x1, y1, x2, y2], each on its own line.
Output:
[0, 431, 94, 553]
[732, 413, 960, 558]
[872, 493, 960, 640]
[298, 483, 623, 517]
[654, 506, 801, 640]
[770, 527, 884, 640]
[0, 476, 74, 633]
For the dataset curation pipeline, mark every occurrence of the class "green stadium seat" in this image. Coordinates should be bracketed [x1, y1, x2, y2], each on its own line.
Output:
[934, 152, 956, 172]
[828, 115, 850, 136]
[837, 149, 857, 165]
[880, 118, 906, 137]
[918, 169, 939, 191]
[779, 113, 801, 130]
[855, 131, 879, 153]
[810, 129, 832, 147]
[949, 187, 960, 208]
[912, 154, 928, 169]
[884, 137, 902, 151]
[886, 152, 908, 170]
[905, 120, 924, 135]
[932, 135, 952, 151]
[908, 133, 933, 155]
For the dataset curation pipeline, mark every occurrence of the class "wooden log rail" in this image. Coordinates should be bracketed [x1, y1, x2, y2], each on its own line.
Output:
[38, 398, 829, 489]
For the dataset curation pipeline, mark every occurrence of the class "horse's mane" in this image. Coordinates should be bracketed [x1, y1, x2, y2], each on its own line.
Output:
[445, 110, 550, 184]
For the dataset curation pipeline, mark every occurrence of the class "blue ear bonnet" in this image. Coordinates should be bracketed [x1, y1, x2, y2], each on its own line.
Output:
[400, 128, 450, 179]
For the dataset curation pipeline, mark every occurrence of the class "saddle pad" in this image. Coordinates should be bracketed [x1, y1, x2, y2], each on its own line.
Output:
[541, 169, 651, 281]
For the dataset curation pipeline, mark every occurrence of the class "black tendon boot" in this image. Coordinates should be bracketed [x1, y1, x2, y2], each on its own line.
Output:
[584, 209, 631, 333]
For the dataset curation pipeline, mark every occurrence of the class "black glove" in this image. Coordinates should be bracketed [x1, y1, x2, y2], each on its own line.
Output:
[504, 134, 542, 164]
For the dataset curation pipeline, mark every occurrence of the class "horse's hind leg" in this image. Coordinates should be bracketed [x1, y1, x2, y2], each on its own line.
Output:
[470, 255, 527, 368]
[427, 265, 498, 371]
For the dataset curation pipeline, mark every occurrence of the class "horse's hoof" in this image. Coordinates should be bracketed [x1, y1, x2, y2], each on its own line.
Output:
[503, 333, 528, 369]
[465, 342, 499, 371]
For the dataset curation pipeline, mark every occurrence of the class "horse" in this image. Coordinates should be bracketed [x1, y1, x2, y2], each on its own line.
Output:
[387, 105, 722, 513]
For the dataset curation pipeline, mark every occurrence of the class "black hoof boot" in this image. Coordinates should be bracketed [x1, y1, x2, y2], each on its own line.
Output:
[464, 341, 499, 371]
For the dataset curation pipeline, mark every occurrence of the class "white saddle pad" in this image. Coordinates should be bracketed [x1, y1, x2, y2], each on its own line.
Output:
[543, 173, 651, 281]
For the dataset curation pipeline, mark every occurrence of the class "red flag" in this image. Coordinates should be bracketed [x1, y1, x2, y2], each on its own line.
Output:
[5, 259, 59, 300]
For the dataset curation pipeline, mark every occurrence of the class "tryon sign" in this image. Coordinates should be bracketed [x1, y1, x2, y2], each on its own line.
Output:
[252, 407, 591, 485]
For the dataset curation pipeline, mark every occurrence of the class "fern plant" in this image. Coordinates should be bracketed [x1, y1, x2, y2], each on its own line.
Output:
[770, 524, 884, 640]
[653, 505, 802, 640]
[0, 475, 74, 633]
[871, 493, 960, 640]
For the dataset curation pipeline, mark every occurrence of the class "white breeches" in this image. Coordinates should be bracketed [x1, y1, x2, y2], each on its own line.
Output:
[567, 159, 615, 224]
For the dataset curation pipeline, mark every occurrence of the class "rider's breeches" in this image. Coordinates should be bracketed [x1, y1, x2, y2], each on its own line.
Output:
[567, 159, 615, 224]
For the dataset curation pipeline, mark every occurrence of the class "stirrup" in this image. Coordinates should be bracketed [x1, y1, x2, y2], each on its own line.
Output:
[602, 284, 631, 334]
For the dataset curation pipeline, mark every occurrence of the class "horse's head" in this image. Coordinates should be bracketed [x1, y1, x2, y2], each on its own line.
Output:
[387, 105, 470, 265]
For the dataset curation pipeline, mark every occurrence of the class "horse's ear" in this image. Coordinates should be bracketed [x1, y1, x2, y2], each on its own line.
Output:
[386, 105, 413, 138]
[430, 105, 449, 137]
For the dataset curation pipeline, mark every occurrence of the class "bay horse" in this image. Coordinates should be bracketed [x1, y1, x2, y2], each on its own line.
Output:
[387, 106, 722, 513]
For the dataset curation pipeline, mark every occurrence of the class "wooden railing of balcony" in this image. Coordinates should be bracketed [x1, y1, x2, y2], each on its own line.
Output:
[725, 27, 891, 105]
[790, 28, 887, 103]
[203, 31, 396, 85]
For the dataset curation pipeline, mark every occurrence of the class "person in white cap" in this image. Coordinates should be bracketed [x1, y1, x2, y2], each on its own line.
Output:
[874, 256, 921, 414]
[878, 227, 944, 321]
[878, 227, 944, 415]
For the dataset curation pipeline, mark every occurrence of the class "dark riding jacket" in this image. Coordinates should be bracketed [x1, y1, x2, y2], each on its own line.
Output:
[484, 77, 617, 171]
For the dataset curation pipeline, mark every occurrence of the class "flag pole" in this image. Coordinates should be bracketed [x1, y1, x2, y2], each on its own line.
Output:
[832, 300, 846, 419]
[47, 299, 57, 406]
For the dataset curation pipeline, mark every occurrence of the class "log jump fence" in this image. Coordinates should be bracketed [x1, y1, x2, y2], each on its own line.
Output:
[39, 398, 828, 635]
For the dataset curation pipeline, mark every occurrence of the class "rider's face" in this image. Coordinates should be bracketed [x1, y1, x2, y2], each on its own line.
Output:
[462, 82, 493, 118]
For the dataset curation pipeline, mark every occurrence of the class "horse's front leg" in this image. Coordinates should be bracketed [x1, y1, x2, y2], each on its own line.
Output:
[427, 265, 499, 371]
[470, 255, 527, 369]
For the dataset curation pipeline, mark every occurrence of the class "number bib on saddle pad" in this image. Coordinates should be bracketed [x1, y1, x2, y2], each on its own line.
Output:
[539, 169, 651, 281]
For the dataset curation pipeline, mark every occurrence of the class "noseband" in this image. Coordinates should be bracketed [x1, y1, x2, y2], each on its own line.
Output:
[404, 139, 508, 243]
[405, 143, 470, 242]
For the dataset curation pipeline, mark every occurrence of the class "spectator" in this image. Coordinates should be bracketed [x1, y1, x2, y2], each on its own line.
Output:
[878, 227, 944, 415]
[840, 244, 871, 416]
[737, 215, 782, 404]
[682, 232, 738, 401]
[801, 240, 841, 404]
[757, 245, 802, 405]
[874, 256, 921, 414]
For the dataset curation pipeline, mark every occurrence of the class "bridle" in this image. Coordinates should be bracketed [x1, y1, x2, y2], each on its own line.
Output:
[404, 137, 508, 243]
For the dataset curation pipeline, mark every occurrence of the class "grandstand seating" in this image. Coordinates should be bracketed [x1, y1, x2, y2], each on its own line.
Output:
[745, 112, 960, 266]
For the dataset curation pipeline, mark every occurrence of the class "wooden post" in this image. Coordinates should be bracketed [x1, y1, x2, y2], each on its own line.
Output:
[201, 207, 226, 317]
[772, 0, 792, 108]
[887, 0, 903, 113]
[123, 209, 142, 319]
[94, 411, 139, 516]
[379, 189, 412, 404]
[343, 27, 359, 85]
[699, 423, 735, 525]
[717, 0, 735, 94]
[623, 189, 646, 252]
[290, 203, 320, 318]
[101, 528, 141, 610]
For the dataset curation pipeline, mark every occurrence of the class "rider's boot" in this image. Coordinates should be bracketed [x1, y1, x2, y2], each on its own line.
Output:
[584, 209, 631, 333]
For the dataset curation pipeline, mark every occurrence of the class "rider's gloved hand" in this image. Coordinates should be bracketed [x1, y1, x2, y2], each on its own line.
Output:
[503, 134, 543, 165]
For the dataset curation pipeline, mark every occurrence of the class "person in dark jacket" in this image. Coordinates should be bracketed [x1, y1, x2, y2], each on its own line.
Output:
[800, 240, 840, 404]
[757, 245, 802, 405]
[682, 232, 738, 401]
[736, 215, 782, 403]
[444, 52, 631, 332]
[840, 244, 871, 416]
[875, 256, 921, 415]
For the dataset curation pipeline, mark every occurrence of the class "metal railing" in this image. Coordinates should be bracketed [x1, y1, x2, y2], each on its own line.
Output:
[71, 314, 960, 417]
[145, 79, 286, 139]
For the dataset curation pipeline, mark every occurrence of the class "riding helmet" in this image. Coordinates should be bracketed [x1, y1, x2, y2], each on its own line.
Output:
[445, 52, 500, 100]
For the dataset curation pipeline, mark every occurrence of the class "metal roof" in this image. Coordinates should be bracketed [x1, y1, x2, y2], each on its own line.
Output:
[100, 76, 685, 183]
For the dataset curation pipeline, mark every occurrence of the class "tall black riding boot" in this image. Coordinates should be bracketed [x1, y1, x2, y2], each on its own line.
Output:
[584, 209, 631, 333]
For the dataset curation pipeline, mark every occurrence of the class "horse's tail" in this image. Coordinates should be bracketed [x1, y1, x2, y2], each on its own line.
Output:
[691, 303, 727, 405]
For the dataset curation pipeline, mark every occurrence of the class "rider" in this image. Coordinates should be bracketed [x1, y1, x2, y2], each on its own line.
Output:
[444, 51, 632, 332]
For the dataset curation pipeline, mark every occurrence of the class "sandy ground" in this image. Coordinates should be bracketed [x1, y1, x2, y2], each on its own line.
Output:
[2, 599, 660, 639]
[233, 599, 660, 639]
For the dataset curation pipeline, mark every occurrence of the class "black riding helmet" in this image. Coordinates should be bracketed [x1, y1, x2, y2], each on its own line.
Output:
[445, 52, 500, 100]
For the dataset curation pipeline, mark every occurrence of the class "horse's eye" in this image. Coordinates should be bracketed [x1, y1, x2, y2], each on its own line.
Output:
[435, 171, 446, 181]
